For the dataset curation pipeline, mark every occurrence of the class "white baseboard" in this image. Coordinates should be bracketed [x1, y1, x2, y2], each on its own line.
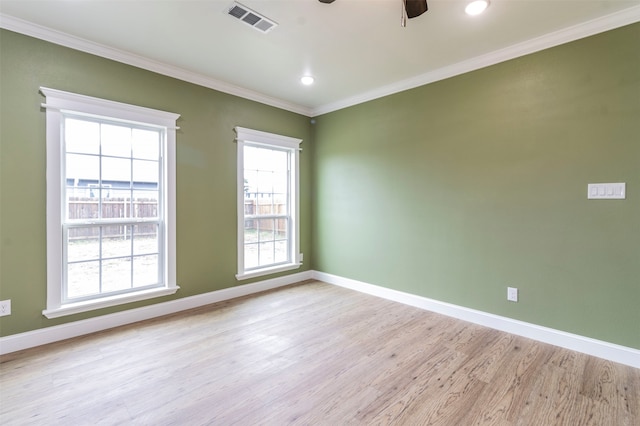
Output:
[0, 270, 313, 355]
[2, 270, 638, 369]
[312, 271, 640, 369]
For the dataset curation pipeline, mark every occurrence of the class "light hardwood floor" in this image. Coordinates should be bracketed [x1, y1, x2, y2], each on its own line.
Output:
[1, 280, 638, 425]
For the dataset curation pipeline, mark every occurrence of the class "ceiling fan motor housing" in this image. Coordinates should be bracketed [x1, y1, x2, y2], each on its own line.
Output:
[406, 0, 428, 18]
[317, 0, 428, 19]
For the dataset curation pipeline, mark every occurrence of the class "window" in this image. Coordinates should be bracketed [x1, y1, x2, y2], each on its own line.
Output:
[235, 127, 302, 280]
[41, 87, 180, 318]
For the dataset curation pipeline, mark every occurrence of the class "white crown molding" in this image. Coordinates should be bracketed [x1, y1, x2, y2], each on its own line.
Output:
[311, 4, 640, 116]
[0, 270, 313, 355]
[2, 5, 640, 117]
[312, 271, 640, 369]
[0, 13, 313, 117]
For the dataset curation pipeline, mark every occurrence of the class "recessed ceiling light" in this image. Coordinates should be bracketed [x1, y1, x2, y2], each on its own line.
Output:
[300, 76, 315, 86]
[465, 0, 489, 16]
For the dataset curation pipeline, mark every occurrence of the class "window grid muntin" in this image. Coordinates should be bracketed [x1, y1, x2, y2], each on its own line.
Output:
[242, 143, 292, 272]
[61, 113, 165, 303]
[243, 215, 291, 270]
[63, 114, 163, 222]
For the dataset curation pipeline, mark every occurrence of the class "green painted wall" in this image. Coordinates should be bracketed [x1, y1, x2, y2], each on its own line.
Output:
[0, 29, 313, 336]
[312, 23, 640, 349]
[2, 23, 639, 350]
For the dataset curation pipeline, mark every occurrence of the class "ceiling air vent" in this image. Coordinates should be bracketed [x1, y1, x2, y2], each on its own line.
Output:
[227, 2, 277, 34]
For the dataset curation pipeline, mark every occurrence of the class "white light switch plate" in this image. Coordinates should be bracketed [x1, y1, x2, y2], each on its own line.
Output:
[588, 183, 625, 199]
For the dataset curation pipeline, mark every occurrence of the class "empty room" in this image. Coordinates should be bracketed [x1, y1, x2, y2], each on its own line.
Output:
[0, 1, 638, 424]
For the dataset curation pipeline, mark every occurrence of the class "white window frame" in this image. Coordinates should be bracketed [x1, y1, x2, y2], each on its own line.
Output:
[41, 87, 180, 318]
[235, 127, 302, 280]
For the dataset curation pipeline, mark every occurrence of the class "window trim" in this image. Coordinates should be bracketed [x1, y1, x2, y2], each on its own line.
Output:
[41, 87, 180, 318]
[235, 126, 302, 280]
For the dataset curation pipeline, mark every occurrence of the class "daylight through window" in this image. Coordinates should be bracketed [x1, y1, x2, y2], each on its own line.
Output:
[42, 88, 180, 318]
[235, 127, 302, 279]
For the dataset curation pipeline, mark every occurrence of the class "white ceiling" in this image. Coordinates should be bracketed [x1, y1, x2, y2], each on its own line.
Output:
[1, 0, 639, 116]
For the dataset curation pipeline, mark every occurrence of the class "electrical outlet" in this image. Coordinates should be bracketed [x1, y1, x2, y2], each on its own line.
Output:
[507, 287, 518, 302]
[299, 253, 304, 262]
[0, 300, 11, 316]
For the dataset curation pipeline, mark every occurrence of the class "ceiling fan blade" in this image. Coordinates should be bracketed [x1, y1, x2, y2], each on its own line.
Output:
[405, 0, 428, 18]
[318, 0, 336, 3]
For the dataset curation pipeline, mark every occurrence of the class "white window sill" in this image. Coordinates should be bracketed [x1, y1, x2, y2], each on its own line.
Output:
[236, 263, 301, 281]
[42, 286, 180, 319]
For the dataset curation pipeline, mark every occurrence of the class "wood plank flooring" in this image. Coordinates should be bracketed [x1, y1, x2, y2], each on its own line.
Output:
[1, 280, 638, 425]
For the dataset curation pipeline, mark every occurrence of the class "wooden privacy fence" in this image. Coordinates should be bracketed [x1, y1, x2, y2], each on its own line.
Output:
[67, 197, 158, 240]
[244, 199, 287, 234]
